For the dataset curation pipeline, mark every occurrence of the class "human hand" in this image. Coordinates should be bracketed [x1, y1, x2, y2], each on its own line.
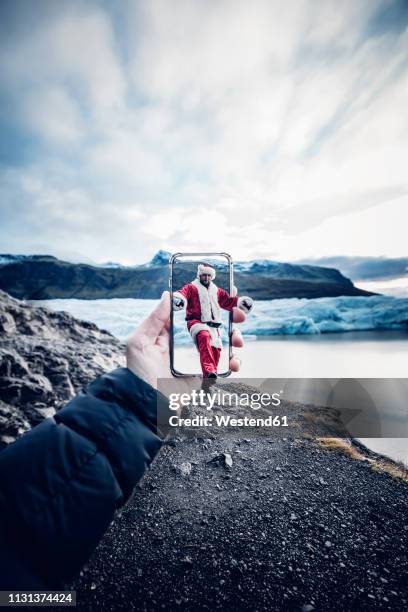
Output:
[126, 290, 248, 388]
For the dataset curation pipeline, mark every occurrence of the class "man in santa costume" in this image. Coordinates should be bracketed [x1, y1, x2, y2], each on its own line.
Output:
[172, 262, 254, 378]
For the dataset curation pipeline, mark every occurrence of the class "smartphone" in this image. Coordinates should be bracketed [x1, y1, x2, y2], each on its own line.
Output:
[170, 252, 234, 377]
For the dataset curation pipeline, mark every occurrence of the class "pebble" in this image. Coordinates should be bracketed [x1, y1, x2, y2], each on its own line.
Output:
[179, 462, 192, 477]
[224, 453, 233, 468]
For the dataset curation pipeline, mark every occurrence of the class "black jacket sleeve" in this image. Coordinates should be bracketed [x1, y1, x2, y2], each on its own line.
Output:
[0, 367, 170, 589]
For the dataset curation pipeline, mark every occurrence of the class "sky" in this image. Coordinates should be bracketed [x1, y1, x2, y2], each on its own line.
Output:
[0, 0, 407, 265]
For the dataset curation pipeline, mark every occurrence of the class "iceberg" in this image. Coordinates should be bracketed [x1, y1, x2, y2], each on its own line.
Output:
[239, 295, 408, 337]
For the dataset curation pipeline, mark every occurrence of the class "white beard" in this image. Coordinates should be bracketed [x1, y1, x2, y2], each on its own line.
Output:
[191, 278, 221, 323]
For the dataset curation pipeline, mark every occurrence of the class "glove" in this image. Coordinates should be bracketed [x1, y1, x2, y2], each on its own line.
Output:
[238, 296, 254, 313]
[172, 295, 186, 311]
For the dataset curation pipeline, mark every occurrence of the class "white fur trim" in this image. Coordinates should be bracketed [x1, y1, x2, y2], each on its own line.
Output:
[192, 278, 221, 323]
[197, 263, 216, 279]
[173, 291, 186, 310]
[237, 296, 254, 313]
[190, 322, 223, 349]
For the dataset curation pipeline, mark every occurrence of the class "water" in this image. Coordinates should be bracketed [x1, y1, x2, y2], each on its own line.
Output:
[32, 297, 408, 464]
[173, 334, 408, 465]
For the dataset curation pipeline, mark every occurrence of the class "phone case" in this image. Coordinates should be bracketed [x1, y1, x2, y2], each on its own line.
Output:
[169, 252, 234, 377]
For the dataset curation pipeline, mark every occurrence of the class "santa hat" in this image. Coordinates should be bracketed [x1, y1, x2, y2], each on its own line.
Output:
[197, 262, 216, 279]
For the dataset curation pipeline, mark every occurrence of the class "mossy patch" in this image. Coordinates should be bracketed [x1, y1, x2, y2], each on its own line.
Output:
[317, 437, 408, 484]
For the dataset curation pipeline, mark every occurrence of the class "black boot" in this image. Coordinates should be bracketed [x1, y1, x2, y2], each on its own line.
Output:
[201, 374, 217, 392]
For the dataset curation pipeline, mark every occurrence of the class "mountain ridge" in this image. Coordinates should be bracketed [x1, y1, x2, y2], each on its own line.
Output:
[0, 251, 375, 300]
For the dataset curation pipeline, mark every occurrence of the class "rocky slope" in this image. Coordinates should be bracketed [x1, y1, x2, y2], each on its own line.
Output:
[0, 252, 374, 300]
[0, 290, 124, 446]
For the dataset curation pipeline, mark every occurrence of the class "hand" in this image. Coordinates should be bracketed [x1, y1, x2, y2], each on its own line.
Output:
[126, 290, 247, 389]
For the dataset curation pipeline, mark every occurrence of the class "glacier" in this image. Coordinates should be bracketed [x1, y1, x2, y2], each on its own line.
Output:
[31, 295, 408, 343]
[239, 295, 408, 337]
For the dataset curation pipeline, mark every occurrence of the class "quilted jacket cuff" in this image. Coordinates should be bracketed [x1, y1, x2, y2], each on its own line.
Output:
[84, 367, 171, 439]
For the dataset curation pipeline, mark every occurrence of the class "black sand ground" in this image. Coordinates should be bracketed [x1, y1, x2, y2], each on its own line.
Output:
[72, 424, 408, 611]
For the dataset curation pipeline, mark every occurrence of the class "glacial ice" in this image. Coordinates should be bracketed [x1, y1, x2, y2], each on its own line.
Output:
[238, 295, 408, 337]
[33, 295, 408, 342]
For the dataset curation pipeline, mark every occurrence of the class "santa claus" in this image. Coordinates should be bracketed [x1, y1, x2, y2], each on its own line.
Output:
[172, 262, 254, 378]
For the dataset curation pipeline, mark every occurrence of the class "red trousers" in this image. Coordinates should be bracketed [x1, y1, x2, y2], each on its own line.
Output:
[196, 330, 221, 376]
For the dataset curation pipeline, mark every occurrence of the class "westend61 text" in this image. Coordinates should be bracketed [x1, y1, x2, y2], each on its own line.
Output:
[168, 415, 289, 427]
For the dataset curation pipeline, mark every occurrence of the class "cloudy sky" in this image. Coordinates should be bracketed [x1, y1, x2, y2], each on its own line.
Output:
[0, 0, 407, 265]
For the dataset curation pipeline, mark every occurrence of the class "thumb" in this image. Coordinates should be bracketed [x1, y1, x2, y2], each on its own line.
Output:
[136, 291, 171, 340]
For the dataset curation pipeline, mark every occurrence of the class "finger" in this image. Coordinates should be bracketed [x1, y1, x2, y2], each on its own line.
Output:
[231, 327, 244, 347]
[161, 317, 171, 333]
[230, 355, 241, 372]
[232, 306, 246, 323]
[156, 326, 170, 350]
[131, 291, 170, 342]
[232, 285, 238, 297]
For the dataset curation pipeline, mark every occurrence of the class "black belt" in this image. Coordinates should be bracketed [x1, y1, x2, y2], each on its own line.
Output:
[185, 318, 222, 328]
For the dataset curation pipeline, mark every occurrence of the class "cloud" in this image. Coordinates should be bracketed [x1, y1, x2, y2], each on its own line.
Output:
[22, 87, 84, 146]
[0, 0, 407, 264]
[131, 0, 305, 99]
[298, 255, 408, 281]
[1, 4, 126, 114]
[0, 166, 150, 264]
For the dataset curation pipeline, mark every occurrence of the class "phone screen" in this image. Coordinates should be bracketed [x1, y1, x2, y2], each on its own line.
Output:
[170, 253, 233, 377]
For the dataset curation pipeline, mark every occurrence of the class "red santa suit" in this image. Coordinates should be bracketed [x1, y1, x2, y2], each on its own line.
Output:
[173, 263, 253, 377]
